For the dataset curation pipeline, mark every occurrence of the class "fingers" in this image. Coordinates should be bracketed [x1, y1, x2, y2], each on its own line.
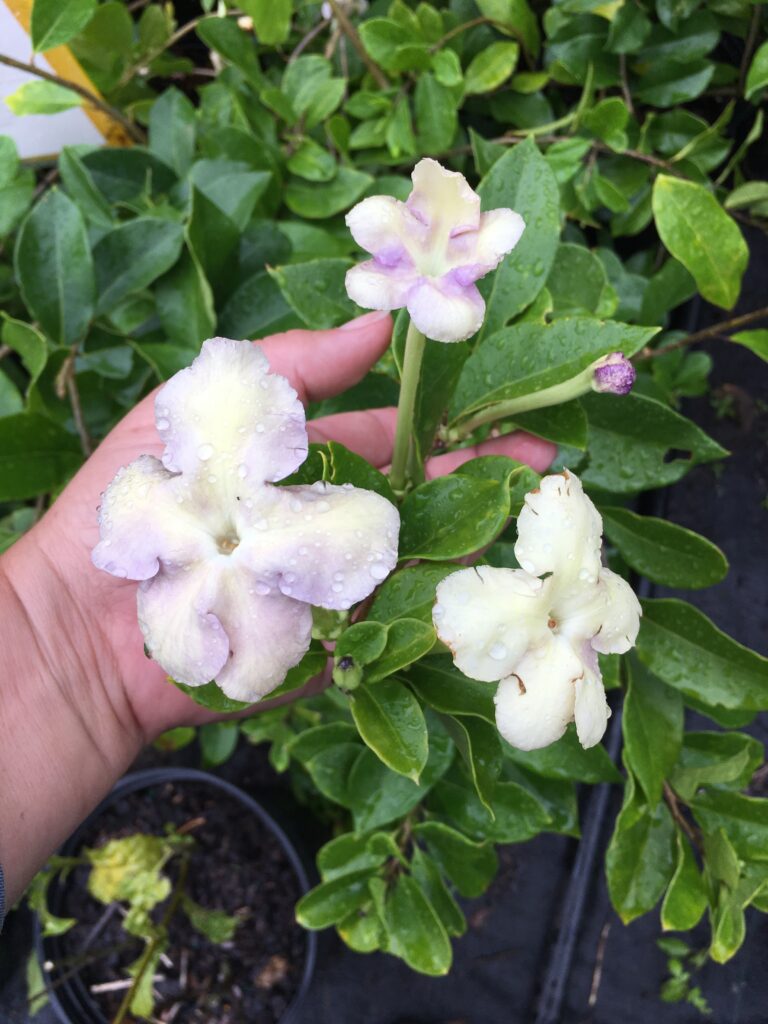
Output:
[426, 432, 557, 479]
[258, 311, 393, 404]
[308, 407, 397, 467]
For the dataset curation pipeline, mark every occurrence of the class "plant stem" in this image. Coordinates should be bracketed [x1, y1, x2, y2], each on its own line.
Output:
[0, 53, 144, 143]
[644, 304, 768, 357]
[389, 321, 426, 494]
[327, 0, 390, 89]
[111, 857, 189, 1024]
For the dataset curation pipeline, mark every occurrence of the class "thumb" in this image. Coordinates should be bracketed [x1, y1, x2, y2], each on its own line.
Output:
[257, 311, 393, 404]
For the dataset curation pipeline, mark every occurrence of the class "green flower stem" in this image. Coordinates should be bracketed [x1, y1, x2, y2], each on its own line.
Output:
[389, 321, 427, 495]
[449, 365, 598, 441]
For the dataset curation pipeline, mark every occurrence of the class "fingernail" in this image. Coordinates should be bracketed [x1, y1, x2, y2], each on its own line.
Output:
[340, 310, 391, 331]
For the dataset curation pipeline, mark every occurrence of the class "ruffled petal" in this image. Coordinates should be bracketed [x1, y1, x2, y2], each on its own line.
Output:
[406, 276, 485, 343]
[448, 208, 525, 278]
[155, 337, 307, 488]
[92, 455, 213, 581]
[345, 195, 426, 264]
[515, 471, 603, 583]
[345, 260, 418, 311]
[238, 481, 400, 611]
[590, 568, 642, 655]
[138, 563, 229, 686]
[433, 566, 550, 682]
[210, 570, 313, 702]
[574, 643, 611, 748]
[407, 158, 480, 234]
[494, 635, 581, 751]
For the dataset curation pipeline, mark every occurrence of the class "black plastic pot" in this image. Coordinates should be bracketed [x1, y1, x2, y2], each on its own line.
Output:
[35, 768, 317, 1024]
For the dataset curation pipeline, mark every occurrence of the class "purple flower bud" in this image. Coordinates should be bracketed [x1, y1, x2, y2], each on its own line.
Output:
[592, 352, 636, 395]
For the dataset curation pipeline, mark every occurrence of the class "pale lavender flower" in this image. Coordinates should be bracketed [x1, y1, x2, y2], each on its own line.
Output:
[344, 158, 525, 343]
[92, 338, 399, 703]
[592, 352, 636, 395]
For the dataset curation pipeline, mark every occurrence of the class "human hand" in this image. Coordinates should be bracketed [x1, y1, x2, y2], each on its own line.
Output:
[2, 313, 555, 748]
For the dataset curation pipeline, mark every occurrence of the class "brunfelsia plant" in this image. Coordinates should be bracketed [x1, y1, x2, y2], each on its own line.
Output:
[4, 0, 768, 1000]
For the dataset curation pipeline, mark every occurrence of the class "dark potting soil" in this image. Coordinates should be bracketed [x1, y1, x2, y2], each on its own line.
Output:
[48, 780, 306, 1024]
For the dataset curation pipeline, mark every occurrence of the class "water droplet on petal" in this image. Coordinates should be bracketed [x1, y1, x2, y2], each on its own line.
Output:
[198, 443, 214, 461]
[489, 642, 507, 661]
[370, 563, 389, 581]
[255, 582, 271, 596]
[433, 604, 445, 621]
[237, 464, 248, 480]
[255, 423, 265, 433]
[156, 417, 170, 431]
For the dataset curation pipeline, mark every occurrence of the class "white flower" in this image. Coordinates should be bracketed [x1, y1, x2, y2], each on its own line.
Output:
[432, 472, 641, 750]
[92, 338, 400, 703]
[344, 158, 525, 343]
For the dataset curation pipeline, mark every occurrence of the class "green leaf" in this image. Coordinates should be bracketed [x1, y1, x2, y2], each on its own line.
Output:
[477, 139, 560, 335]
[351, 679, 428, 781]
[317, 832, 393, 882]
[1, 316, 47, 385]
[546, 244, 617, 317]
[464, 41, 519, 95]
[187, 186, 239, 297]
[745, 40, 768, 100]
[451, 317, 654, 422]
[296, 870, 376, 929]
[731, 330, 768, 364]
[440, 714, 502, 817]
[582, 96, 629, 150]
[155, 247, 215, 349]
[31, 0, 96, 50]
[289, 722, 359, 765]
[183, 895, 238, 943]
[415, 73, 458, 153]
[196, 16, 263, 86]
[5, 80, 81, 115]
[94, 218, 184, 317]
[652, 176, 748, 310]
[285, 168, 373, 219]
[153, 726, 196, 753]
[413, 821, 498, 897]
[637, 598, 768, 712]
[287, 139, 337, 182]
[189, 159, 270, 230]
[15, 188, 94, 345]
[670, 732, 764, 801]
[268, 259, 357, 329]
[58, 148, 113, 228]
[399, 473, 510, 560]
[366, 620, 436, 683]
[0, 414, 81, 500]
[25, 871, 76, 938]
[661, 832, 708, 931]
[691, 791, 768, 862]
[408, 656, 497, 725]
[368, 564, 456, 625]
[199, 720, 239, 767]
[385, 874, 452, 976]
[171, 678, 250, 713]
[602, 506, 727, 589]
[218, 270, 297, 340]
[606, 789, 676, 923]
[503, 724, 622, 783]
[240, 0, 293, 44]
[477, 0, 540, 57]
[149, 87, 197, 177]
[623, 658, 683, 805]
[409, 847, 466, 937]
[581, 391, 726, 493]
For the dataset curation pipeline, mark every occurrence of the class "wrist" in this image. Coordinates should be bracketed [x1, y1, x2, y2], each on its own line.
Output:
[0, 529, 142, 902]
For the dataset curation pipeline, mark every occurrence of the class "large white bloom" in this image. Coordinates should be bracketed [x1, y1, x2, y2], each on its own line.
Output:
[92, 338, 400, 702]
[344, 158, 525, 343]
[432, 472, 640, 750]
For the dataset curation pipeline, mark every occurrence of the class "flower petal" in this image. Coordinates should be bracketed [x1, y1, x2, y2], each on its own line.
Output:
[92, 455, 213, 581]
[433, 566, 549, 682]
[345, 260, 418, 311]
[407, 158, 481, 233]
[494, 635, 581, 751]
[345, 194, 426, 264]
[515, 471, 603, 583]
[210, 570, 313, 702]
[238, 481, 400, 610]
[574, 643, 611, 748]
[406, 276, 485, 343]
[155, 337, 307, 487]
[138, 563, 229, 686]
[590, 567, 642, 654]
[448, 208, 525, 278]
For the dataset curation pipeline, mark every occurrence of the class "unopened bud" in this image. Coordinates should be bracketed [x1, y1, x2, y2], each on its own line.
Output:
[592, 352, 636, 395]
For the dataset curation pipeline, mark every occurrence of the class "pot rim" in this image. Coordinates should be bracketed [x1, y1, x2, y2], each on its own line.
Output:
[36, 766, 317, 1024]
